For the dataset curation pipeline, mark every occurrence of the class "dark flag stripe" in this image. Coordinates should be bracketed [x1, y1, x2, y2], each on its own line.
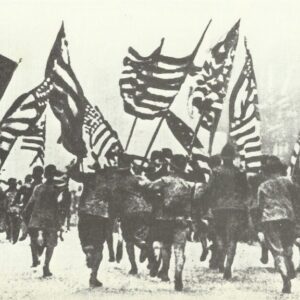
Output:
[229, 40, 261, 174]
[0, 54, 18, 100]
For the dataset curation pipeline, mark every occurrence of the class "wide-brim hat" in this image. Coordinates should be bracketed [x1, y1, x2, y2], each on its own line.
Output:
[44, 164, 62, 178]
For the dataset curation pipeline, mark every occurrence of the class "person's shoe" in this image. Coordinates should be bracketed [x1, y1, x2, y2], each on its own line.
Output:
[158, 271, 170, 282]
[19, 233, 27, 241]
[31, 260, 40, 268]
[43, 266, 52, 277]
[223, 269, 232, 280]
[282, 280, 291, 294]
[89, 278, 103, 288]
[128, 267, 138, 275]
[109, 255, 115, 262]
[174, 278, 183, 291]
[200, 248, 209, 262]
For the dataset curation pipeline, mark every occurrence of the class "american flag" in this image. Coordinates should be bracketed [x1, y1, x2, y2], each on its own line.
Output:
[119, 41, 193, 119]
[82, 104, 123, 168]
[0, 79, 53, 168]
[165, 110, 211, 181]
[20, 115, 46, 167]
[229, 39, 261, 174]
[188, 21, 240, 140]
[287, 133, 300, 177]
[45, 22, 89, 158]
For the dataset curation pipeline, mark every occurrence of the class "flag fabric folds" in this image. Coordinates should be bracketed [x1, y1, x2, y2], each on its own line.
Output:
[45, 22, 88, 158]
[0, 80, 53, 168]
[82, 104, 123, 168]
[229, 40, 262, 174]
[0, 54, 18, 100]
[20, 115, 46, 167]
[188, 21, 240, 134]
[119, 42, 193, 119]
[165, 110, 211, 181]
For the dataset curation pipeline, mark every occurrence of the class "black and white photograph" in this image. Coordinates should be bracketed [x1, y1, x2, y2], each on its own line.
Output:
[0, 0, 299, 299]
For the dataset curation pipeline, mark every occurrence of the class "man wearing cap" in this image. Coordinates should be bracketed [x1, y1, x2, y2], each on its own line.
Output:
[107, 153, 155, 275]
[207, 143, 248, 280]
[68, 160, 112, 287]
[258, 156, 300, 293]
[139, 154, 199, 291]
[22, 166, 44, 267]
[26, 164, 62, 277]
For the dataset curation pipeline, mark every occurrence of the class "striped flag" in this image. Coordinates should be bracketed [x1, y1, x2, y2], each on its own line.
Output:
[0, 79, 53, 168]
[45, 22, 88, 158]
[119, 41, 193, 119]
[82, 104, 123, 169]
[229, 39, 261, 174]
[165, 110, 211, 181]
[20, 115, 46, 167]
[0, 54, 18, 100]
[287, 133, 300, 177]
[188, 21, 240, 144]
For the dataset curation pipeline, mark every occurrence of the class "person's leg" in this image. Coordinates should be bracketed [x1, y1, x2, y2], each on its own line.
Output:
[213, 211, 226, 273]
[89, 244, 104, 287]
[281, 221, 296, 280]
[43, 230, 57, 277]
[29, 229, 40, 267]
[263, 221, 291, 293]
[223, 211, 244, 279]
[173, 223, 188, 291]
[105, 218, 115, 262]
[157, 221, 172, 282]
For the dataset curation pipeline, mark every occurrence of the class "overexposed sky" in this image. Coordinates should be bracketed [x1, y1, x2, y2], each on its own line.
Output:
[0, 0, 299, 179]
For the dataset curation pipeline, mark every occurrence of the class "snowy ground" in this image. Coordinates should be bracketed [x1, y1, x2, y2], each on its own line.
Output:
[1, 229, 300, 300]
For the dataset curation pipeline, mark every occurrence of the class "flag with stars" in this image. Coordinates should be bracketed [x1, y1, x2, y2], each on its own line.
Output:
[0, 79, 53, 168]
[188, 20, 240, 149]
[229, 39, 261, 174]
[165, 110, 211, 180]
[82, 104, 123, 170]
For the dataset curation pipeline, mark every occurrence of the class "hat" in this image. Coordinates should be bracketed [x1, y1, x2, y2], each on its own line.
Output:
[44, 164, 61, 179]
[170, 154, 187, 171]
[32, 166, 44, 177]
[150, 150, 163, 162]
[263, 155, 284, 175]
[7, 178, 17, 187]
[161, 148, 173, 160]
[221, 143, 235, 159]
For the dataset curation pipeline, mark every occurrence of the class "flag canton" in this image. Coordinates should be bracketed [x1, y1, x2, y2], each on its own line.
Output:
[189, 21, 239, 131]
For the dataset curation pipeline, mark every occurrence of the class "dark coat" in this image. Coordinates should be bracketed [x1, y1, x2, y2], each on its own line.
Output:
[208, 164, 248, 211]
[28, 182, 60, 230]
[141, 173, 195, 220]
[69, 167, 110, 218]
[107, 168, 152, 218]
[258, 176, 299, 223]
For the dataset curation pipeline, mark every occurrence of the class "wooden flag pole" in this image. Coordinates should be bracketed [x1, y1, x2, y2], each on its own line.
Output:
[125, 117, 138, 151]
[188, 114, 205, 156]
[143, 19, 212, 160]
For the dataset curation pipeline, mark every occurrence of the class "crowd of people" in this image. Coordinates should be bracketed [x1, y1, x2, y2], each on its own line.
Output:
[0, 144, 299, 294]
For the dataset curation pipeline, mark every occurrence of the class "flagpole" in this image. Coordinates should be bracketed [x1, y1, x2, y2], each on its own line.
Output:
[125, 117, 138, 151]
[143, 19, 212, 159]
[188, 114, 205, 156]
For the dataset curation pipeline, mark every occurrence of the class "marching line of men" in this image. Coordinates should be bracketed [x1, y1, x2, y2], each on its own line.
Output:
[0, 144, 299, 294]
